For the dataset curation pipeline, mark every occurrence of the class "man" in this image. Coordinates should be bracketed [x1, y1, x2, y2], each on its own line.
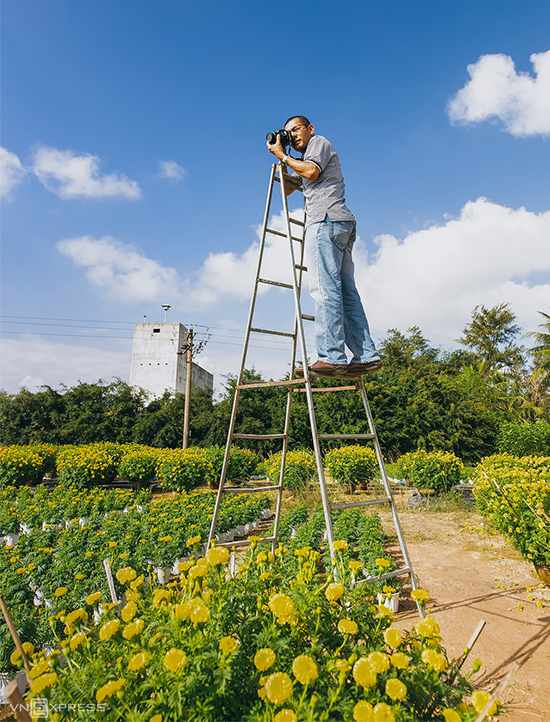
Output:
[267, 116, 381, 378]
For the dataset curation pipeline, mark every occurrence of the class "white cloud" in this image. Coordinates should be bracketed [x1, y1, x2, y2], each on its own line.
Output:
[0, 147, 27, 198]
[57, 235, 181, 303]
[447, 50, 550, 137]
[157, 160, 186, 181]
[33, 147, 141, 199]
[0, 336, 131, 393]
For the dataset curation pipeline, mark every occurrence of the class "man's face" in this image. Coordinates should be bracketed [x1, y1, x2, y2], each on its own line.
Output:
[284, 118, 314, 153]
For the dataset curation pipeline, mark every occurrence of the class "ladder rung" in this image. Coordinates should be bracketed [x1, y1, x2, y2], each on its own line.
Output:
[289, 218, 305, 227]
[296, 385, 358, 393]
[215, 535, 276, 548]
[250, 327, 295, 339]
[237, 378, 306, 390]
[259, 278, 293, 289]
[330, 497, 391, 511]
[233, 433, 286, 440]
[295, 264, 307, 271]
[318, 433, 375, 440]
[357, 567, 412, 584]
[301, 314, 315, 321]
[222, 485, 281, 494]
[266, 228, 304, 242]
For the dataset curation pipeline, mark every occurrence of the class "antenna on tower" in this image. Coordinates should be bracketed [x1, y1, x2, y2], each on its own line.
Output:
[161, 304, 171, 322]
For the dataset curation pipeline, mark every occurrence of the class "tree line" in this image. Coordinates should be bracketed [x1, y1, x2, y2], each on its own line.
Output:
[1, 304, 549, 463]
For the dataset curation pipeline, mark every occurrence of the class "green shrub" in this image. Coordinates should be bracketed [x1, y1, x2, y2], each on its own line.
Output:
[496, 420, 550, 457]
[324, 445, 378, 489]
[396, 450, 463, 493]
[56, 444, 118, 488]
[118, 446, 161, 486]
[264, 450, 317, 492]
[0, 446, 44, 487]
[30, 444, 58, 475]
[203, 446, 259, 484]
[156, 448, 213, 491]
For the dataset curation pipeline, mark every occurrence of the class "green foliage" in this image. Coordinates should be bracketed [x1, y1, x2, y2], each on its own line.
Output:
[525, 310, 550, 394]
[496, 420, 550, 456]
[264, 450, 317, 492]
[0, 446, 44, 487]
[56, 443, 119, 488]
[118, 446, 162, 485]
[324, 445, 378, 489]
[396, 450, 463, 492]
[156, 448, 213, 491]
[203, 446, 260, 483]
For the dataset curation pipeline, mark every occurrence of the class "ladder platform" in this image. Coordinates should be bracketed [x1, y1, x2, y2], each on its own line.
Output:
[222, 485, 281, 494]
[259, 278, 293, 289]
[215, 535, 276, 548]
[330, 497, 391, 511]
[250, 326, 295, 339]
[357, 566, 412, 584]
[233, 433, 286, 440]
[237, 378, 306, 390]
[318, 433, 375, 440]
[296, 385, 358, 393]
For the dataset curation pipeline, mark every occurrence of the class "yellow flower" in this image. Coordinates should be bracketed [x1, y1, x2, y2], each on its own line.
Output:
[189, 558, 209, 579]
[349, 560, 363, 573]
[411, 589, 430, 603]
[442, 710, 462, 722]
[152, 589, 171, 607]
[186, 534, 201, 546]
[219, 636, 238, 655]
[108, 541, 117, 548]
[338, 618, 358, 635]
[274, 710, 297, 722]
[99, 619, 120, 641]
[189, 599, 210, 624]
[116, 567, 137, 584]
[416, 617, 440, 638]
[368, 651, 390, 673]
[22, 642, 34, 656]
[385, 678, 407, 701]
[268, 593, 295, 624]
[123, 618, 144, 639]
[69, 632, 86, 650]
[292, 655, 318, 684]
[128, 651, 148, 671]
[130, 574, 144, 590]
[332, 539, 349, 552]
[121, 601, 137, 622]
[30, 672, 58, 695]
[86, 591, 102, 606]
[265, 672, 293, 705]
[373, 703, 395, 722]
[353, 658, 377, 688]
[375, 558, 391, 569]
[29, 659, 50, 679]
[54, 587, 68, 598]
[325, 583, 344, 602]
[206, 546, 230, 566]
[353, 701, 376, 722]
[150, 716, 162, 722]
[383, 628, 402, 648]
[471, 690, 498, 715]
[390, 652, 409, 670]
[75, 573, 84, 580]
[254, 647, 276, 671]
[163, 648, 186, 673]
[96, 677, 125, 703]
[421, 649, 447, 672]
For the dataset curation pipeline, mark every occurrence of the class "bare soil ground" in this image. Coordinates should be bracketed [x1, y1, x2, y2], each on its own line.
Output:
[380, 505, 550, 722]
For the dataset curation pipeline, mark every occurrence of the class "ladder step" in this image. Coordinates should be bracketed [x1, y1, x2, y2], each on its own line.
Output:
[357, 567, 412, 584]
[330, 497, 391, 511]
[266, 228, 304, 242]
[215, 535, 276, 548]
[259, 278, 293, 290]
[318, 433, 375, 440]
[237, 378, 306, 390]
[301, 314, 315, 321]
[295, 264, 307, 271]
[222, 485, 281, 494]
[233, 433, 286, 440]
[250, 327, 295, 339]
[289, 218, 305, 227]
[296, 385, 358, 393]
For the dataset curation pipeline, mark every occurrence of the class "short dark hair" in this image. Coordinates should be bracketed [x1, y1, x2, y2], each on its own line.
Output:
[284, 115, 311, 127]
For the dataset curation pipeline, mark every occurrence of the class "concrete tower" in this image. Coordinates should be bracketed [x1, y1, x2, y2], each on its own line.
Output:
[129, 322, 213, 399]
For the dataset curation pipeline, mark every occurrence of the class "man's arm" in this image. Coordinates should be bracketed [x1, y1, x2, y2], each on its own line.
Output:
[266, 135, 320, 186]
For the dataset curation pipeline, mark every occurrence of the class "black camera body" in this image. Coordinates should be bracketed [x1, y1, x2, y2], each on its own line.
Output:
[266, 129, 292, 148]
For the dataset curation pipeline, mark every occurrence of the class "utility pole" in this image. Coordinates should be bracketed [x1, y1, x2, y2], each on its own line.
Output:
[182, 327, 194, 450]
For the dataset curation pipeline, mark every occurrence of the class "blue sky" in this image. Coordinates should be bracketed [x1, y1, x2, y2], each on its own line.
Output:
[1, 0, 550, 394]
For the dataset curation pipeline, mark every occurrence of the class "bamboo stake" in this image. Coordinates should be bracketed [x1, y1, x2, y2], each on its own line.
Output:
[457, 619, 486, 670]
[474, 662, 519, 722]
[4, 674, 31, 722]
[0, 594, 31, 673]
[103, 559, 118, 604]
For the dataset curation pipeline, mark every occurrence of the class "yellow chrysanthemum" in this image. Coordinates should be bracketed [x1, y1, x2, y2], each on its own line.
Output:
[353, 658, 377, 688]
[265, 672, 293, 705]
[254, 647, 276, 671]
[375, 558, 390, 569]
[188, 558, 209, 579]
[353, 701, 374, 722]
[471, 690, 498, 715]
[368, 651, 390, 673]
[411, 589, 430, 603]
[325, 583, 344, 602]
[383, 628, 402, 648]
[128, 651, 148, 671]
[442, 709, 462, 722]
[54, 587, 68, 598]
[219, 636, 238, 655]
[206, 546, 230, 566]
[22, 642, 34, 655]
[65, 608, 88, 628]
[338, 618, 358, 635]
[332, 540, 349, 552]
[99, 619, 120, 641]
[96, 677, 125, 703]
[385, 678, 407, 701]
[122, 618, 144, 640]
[152, 589, 171, 608]
[292, 655, 318, 685]
[29, 659, 50, 680]
[86, 591, 102, 606]
[274, 710, 297, 722]
[69, 632, 86, 651]
[121, 601, 137, 623]
[116, 567, 137, 584]
[268, 593, 295, 624]
[163, 648, 186, 673]
[373, 702, 395, 722]
[30, 672, 58, 695]
[149, 715, 162, 722]
[390, 652, 409, 670]
[416, 617, 440, 638]
[421, 649, 447, 672]
[349, 560, 363, 573]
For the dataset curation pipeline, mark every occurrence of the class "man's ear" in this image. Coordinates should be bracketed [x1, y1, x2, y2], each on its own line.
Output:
[308, 124, 315, 135]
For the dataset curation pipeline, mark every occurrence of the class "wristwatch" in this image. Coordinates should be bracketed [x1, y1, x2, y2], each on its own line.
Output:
[282, 155, 289, 164]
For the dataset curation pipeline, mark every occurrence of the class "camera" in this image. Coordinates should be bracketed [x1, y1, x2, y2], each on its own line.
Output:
[266, 129, 292, 147]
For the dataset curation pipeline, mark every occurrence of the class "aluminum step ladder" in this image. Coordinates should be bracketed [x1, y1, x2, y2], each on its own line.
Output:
[207, 161, 418, 593]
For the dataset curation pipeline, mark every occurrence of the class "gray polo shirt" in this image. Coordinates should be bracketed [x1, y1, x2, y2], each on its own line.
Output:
[294, 135, 355, 227]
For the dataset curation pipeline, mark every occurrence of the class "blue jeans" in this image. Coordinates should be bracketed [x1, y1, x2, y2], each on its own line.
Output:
[305, 216, 379, 365]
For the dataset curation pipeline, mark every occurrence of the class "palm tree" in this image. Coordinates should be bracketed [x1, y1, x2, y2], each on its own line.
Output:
[524, 311, 550, 393]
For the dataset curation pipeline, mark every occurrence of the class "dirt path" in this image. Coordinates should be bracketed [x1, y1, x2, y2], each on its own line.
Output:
[380, 508, 550, 722]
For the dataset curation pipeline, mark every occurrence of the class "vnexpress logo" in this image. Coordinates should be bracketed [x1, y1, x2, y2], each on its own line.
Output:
[30, 697, 49, 718]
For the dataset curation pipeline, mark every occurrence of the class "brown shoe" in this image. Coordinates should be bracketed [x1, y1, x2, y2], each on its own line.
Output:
[308, 360, 348, 377]
[347, 359, 382, 376]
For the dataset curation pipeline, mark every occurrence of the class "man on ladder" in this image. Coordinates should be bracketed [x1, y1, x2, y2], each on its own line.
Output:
[267, 115, 381, 378]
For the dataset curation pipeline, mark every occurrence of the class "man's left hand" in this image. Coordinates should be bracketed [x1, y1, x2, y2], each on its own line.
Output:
[266, 134, 285, 160]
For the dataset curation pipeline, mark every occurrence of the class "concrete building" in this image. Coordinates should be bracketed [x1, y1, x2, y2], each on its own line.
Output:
[129, 322, 213, 399]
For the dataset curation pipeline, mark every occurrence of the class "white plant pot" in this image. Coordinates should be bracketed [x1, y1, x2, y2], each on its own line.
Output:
[20, 524, 33, 535]
[377, 592, 400, 613]
[244, 522, 253, 534]
[2, 533, 20, 545]
[79, 518, 88, 527]
[172, 558, 188, 575]
[235, 525, 245, 537]
[154, 567, 171, 585]
[261, 509, 271, 520]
